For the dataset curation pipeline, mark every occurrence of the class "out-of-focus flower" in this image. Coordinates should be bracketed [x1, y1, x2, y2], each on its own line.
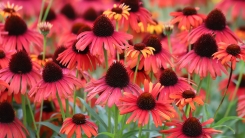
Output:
[235, 26, 245, 40]
[38, 22, 53, 36]
[103, 3, 130, 22]
[0, 1, 22, 18]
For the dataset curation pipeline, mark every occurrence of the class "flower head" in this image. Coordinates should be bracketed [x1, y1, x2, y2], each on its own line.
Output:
[38, 22, 53, 36]
[119, 79, 176, 127]
[103, 3, 130, 21]
[0, 2, 22, 18]
[60, 113, 98, 138]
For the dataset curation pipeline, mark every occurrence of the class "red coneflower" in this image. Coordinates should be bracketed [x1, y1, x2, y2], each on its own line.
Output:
[86, 61, 141, 107]
[0, 51, 41, 95]
[60, 113, 98, 138]
[0, 102, 29, 138]
[120, 0, 155, 32]
[75, 15, 132, 58]
[216, 0, 245, 20]
[170, 90, 204, 111]
[170, 7, 206, 30]
[0, 47, 14, 69]
[119, 79, 176, 127]
[29, 61, 82, 103]
[158, 68, 194, 100]
[213, 42, 245, 70]
[178, 34, 227, 79]
[1, 15, 42, 53]
[189, 9, 241, 44]
[160, 112, 222, 138]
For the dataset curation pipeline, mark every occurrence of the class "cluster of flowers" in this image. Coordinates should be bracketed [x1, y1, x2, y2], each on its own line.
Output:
[0, 0, 245, 137]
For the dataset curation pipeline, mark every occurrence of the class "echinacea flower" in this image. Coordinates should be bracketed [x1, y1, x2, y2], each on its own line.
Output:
[170, 90, 204, 111]
[119, 79, 176, 127]
[178, 34, 227, 79]
[216, 0, 245, 20]
[126, 66, 150, 86]
[0, 51, 41, 95]
[158, 68, 194, 100]
[0, 1, 22, 18]
[235, 26, 245, 40]
[52, 46, 68, 69]
[160, 112, 222, 138]
[38, 22, 53, 36]
[213, 42, 245, 70]
[170, 7, 206, 30]
[237, 94, 245, 122]
[59, 3, 77, 21]
[60, 113, 98, 138]
[0, 102, 29, 138]
[120, 0, 155, 32]
[29, 61, 82, 103]
[1, 15, 42, 53]
[126, 43, 155, 59]
[30, 53, 52, 66]
[142, 35, 173, 74]
[103, 3, 130, 23]
[86, 61, 141, 107]
[189, 9, 241, 44]
[76, 15, 132, 58]
[0, 47, 14, 69]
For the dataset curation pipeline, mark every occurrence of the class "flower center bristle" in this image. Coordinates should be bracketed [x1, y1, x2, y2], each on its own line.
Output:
[82, 7, 98, 21]
[72, 41, 89, 54]
[71, 23, 91, 35]
[105, 62, 129, 88]
[52, 46, 67, 68]
[42, 61, 63, 83]
[120, 0, 139, 12]
[42, 8, 56, 21]
[182, 117, 202, 137]
[134, 43, 146, 51]
[60, 3, 76, 20]
[0, 102, 15, 123]
[0, 50, 6, 59]
[159, 69, 178, 86]
[194, 34, 218, 57]
[9, 51, 32, 74]
[205, 9, 226, 31]
[182, 7, 197, 15]
[4, 15, 27, 36]
[43, 100, 54, 113]
[143, 35, 162, 54]
[92, 15, 114, 37]
[137, 92, 156, 110]
[182, 90, 196, 99]
[111, 7, 123, 14]
[72, 113, 86, 125]
[226, 44, 241, 56]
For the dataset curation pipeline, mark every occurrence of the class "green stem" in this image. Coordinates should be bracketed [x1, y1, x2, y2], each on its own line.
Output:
[146, 122, 150, 138]
[205, 74, 212, 103]
[42, 0, 53, 22]
[225, 61, 245, 116]
[65, 99, 69, 117]
[103, 46, 108, 71]
[73, 70, 79, 114]
[119, 115, 127, 137]
[21, 95, 27, 126]
[38, 0, 45, 23]
[114, 106, 119, 138]
[26, 96, 39, 138]
[82, 91, 87, 112]
[138, 126, 143, 138]
[214, 65, 233, 119]
[42, 35, 47, 60]
[133, 54, 141, 83]
[185, 104, 190, 116]
[196, 79, 203, 94]
[56, 92, 66, 120]
[107, 107, 112, 132]
[37, 100, 43, 135]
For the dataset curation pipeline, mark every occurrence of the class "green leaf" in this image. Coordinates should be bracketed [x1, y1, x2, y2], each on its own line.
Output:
[36, 122, 66, 138]
[213, 125, 235, 134]
[213, 116, 245, 127]
[98, 132, 114, 138]
[78, 97, 107, 129]
[122, 129, 152, 138]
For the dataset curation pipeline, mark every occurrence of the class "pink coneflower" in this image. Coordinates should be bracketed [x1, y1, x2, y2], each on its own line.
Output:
[119, 79, 176, 127]
[213, 42, 245, 70]
[57, 39, 100, 71]
[0, 102, 29, 138]
[160, 112, 222, 138]
[120, 0, 155, 32]
[158, 69, 194, 100]
[189, 9, 241, 44]
[60, 113, 98, 138]
[0, 51, 40, 95]
[29, 61, 82, 103]
[79, 7, 99, 26]
[59, 3, 77, 21]
[0, 47, 14, 69]
[0, 1, 22, 18]
[170, 7, 206, 30]
[178, 34, 227, 79]
[86, 62, 141, 107]
[216, 0, 245, 20]
[1, 15, 42, 53]
[75, 15, 132, 58]
[142, 35, 173, 74]
[170, 90, 204, 111]
[126, 66, 150, 86]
